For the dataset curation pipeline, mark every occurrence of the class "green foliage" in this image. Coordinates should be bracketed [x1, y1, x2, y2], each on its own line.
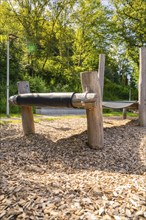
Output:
[23, 75, 48, 93]
[0, 0, 143, 113]
[104, 78, 138, 101]
[110, 0, 146, 77]
[0, 83, 21, 114]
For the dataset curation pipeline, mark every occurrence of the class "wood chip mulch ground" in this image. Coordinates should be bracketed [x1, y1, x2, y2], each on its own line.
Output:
[0, 117, 146, 220]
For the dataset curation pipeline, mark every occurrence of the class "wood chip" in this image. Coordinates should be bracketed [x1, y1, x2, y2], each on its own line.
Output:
[0, 118, 145, 219]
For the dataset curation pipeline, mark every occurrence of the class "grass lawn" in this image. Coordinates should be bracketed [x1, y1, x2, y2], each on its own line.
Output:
[0, 110, 138, 121]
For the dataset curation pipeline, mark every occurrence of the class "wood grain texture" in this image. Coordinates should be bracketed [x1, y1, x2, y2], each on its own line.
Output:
[139, 48, 146, 127]
[98, 54, 105, 98]
[81, 71, 104, 149]
[18, 81, 35, 134]
[123, 108, 127, 119]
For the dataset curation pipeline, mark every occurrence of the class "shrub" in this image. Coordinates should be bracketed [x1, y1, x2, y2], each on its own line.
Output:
[23, 75, 48, 93]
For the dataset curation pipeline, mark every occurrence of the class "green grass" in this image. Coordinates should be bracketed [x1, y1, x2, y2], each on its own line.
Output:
[0, 113, 46, 119]
[0, 120, 9, 125]
[0, 111, 138, 124]
[103, 111, 138, 117]
[0, 113, 21, 118]
[0, 119, 21, 125]
[41, 115, 86, 121]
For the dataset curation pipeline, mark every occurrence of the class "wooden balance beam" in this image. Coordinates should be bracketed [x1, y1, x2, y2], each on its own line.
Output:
[9, 71, 104, 149]
[9, 92, 98, 109]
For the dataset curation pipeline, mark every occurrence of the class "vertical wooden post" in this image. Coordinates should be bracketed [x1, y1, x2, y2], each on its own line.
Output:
[98, 54, 105, 98]
[139, 48, 146, 127]
[123, 108, 127, 119]
[81, 71, 104, 149]
[18, 81, 35, 134]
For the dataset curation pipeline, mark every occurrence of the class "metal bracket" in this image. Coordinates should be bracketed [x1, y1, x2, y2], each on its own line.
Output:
[9, 95, 17, 105]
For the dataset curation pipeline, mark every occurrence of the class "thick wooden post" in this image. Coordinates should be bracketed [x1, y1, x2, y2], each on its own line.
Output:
[123, 108, 127, 119]
[98, 54, 105, 98]
[81, 71, 104, 149]
[139, 48, 146, 127]
[18, 81, 35, 134]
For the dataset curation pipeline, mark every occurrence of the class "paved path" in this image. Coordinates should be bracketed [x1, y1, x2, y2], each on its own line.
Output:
[36, 107, 86, 116]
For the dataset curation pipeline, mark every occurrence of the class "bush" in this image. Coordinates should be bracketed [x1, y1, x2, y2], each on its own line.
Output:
[0, 75, 48, 114]
[0, 83, 20, 114]
[103, 78, 138, 101]
[23, 75, 48, 93]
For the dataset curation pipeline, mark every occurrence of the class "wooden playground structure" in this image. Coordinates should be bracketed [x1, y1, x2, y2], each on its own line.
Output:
[9, 47, 146, 149]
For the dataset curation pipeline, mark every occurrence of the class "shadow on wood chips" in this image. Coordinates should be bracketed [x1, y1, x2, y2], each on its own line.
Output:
[0, 119, 145, 176]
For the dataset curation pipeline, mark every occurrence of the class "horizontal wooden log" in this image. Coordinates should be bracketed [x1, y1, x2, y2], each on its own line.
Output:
[9, 92, 98, 109]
